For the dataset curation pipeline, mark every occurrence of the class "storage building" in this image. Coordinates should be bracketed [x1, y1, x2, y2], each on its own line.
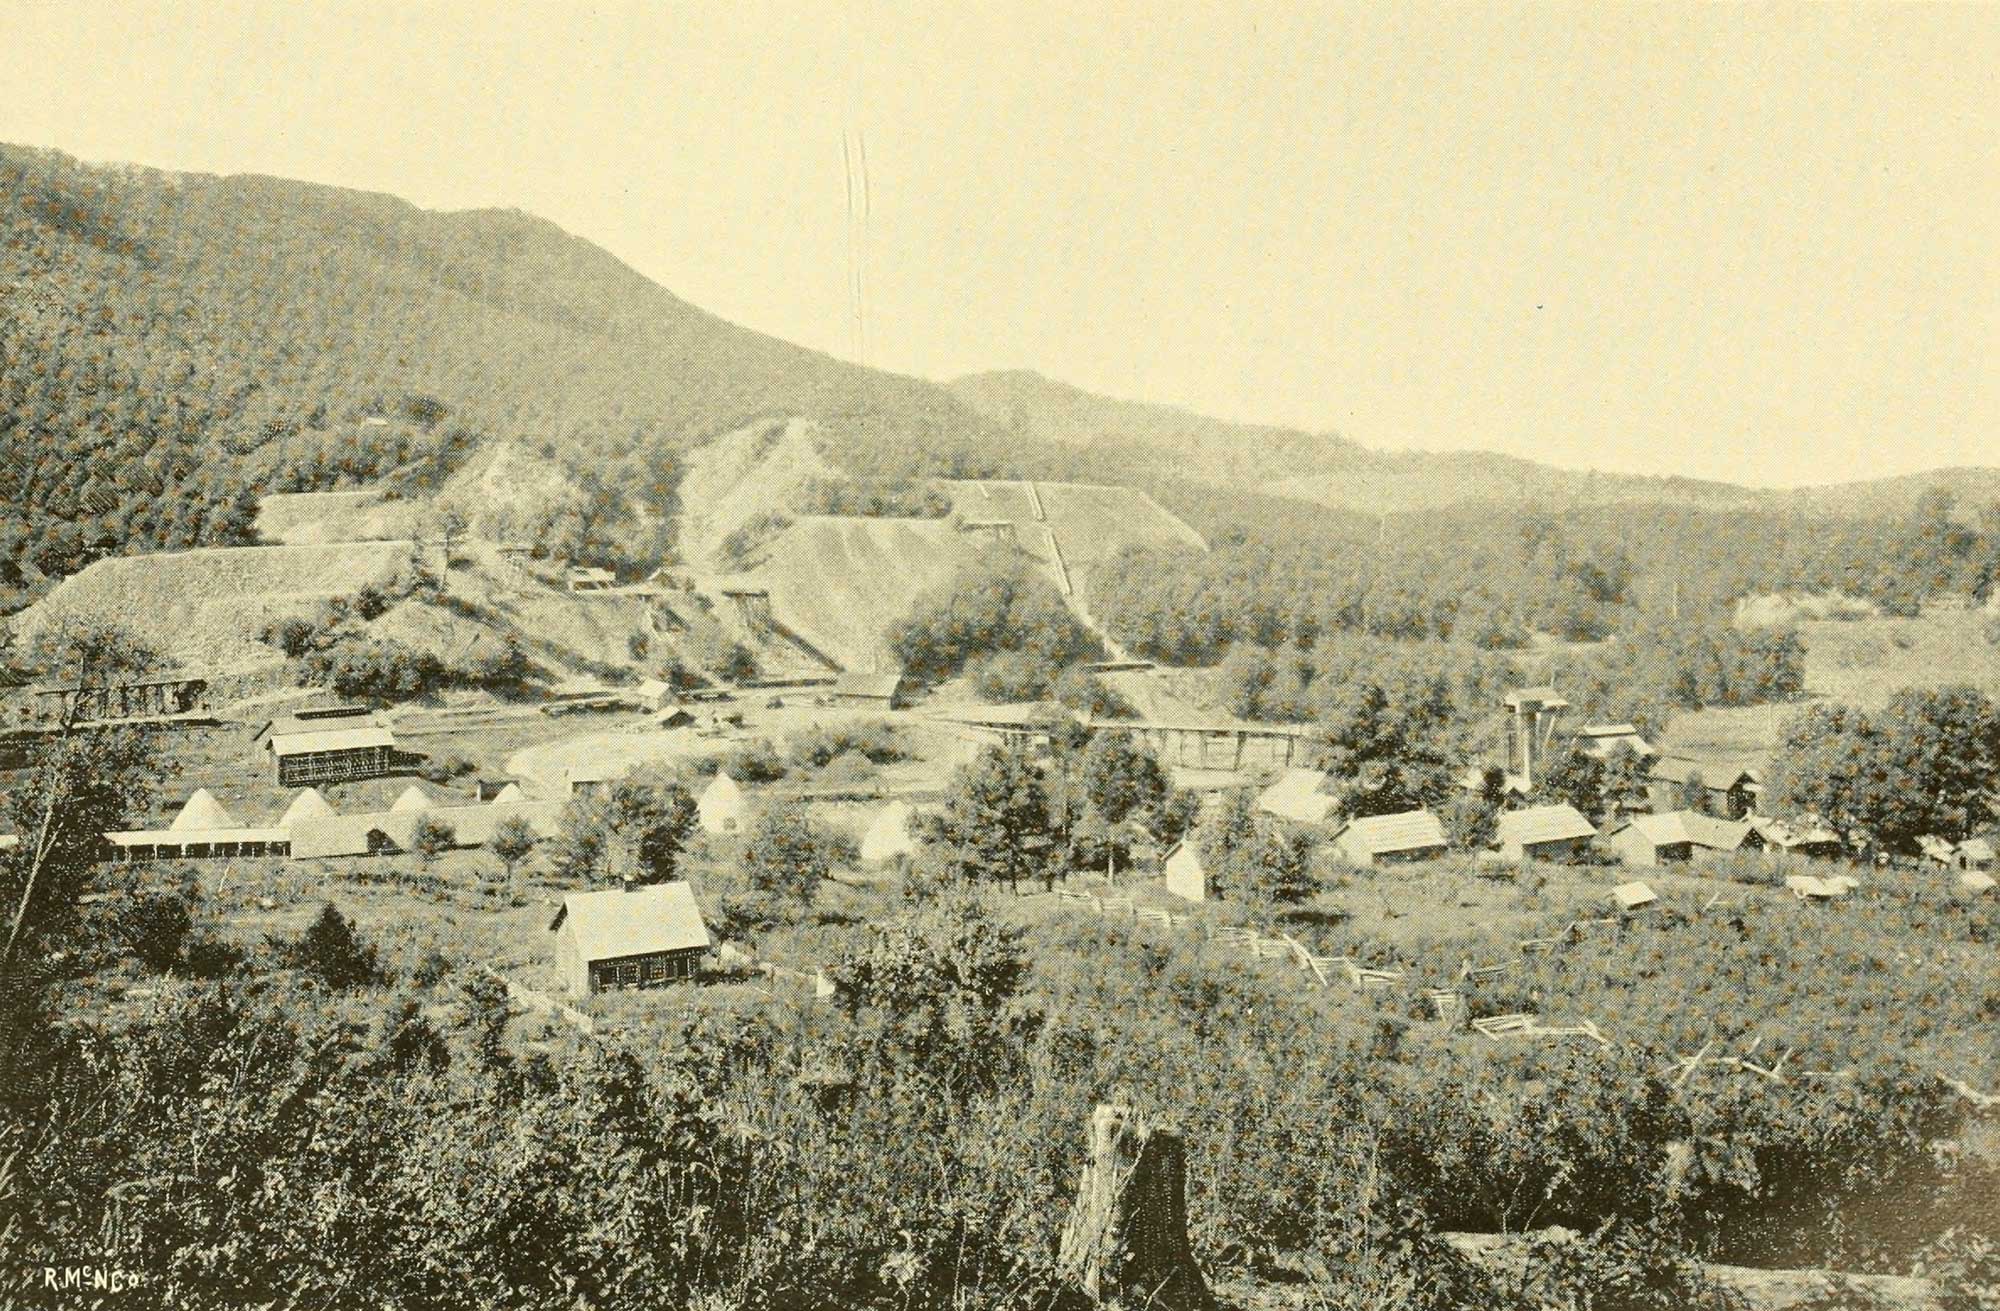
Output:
[1600, 810, 1761, 867]
[1493, 804, 1597, 862]
[550, 880, 713, 996]
[1329, 810, 1447, 866]
[832, 670, 908, 710]
[266, 722, 397, 788]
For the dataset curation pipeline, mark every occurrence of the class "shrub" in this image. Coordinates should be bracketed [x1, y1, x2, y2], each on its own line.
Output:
[117, 892, 193, 972]
[273, 903, 382, 989]
[180, 928, 247, 979]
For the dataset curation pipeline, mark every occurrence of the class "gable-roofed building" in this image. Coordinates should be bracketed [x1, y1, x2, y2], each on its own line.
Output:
[1257, 768, 1338, 825]
[289, 798, 562, 859]
[1493, 803, 1597, 862]
[1161, 841, 1210, 900]
[1645, 758, 1762, 819]
[1957, 837, 1996, 872]
[1600, 810, 1762, 867]
[550, 880, 713, 996]
[833, 670, 908, 709]
[266, 721, 396, 788]
[1329, 810, 1447, 866]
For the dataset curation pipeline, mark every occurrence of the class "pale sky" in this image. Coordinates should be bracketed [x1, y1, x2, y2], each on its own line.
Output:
[3, 1, 1994, 486]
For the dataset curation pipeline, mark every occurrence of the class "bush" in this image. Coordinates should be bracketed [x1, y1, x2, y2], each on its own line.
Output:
[117, 892, 193, 973]
[418, 754, 476, 784]
[788, 720, 907, 768]
[273, 904, 382, 989]
[180, 928, 247, 979]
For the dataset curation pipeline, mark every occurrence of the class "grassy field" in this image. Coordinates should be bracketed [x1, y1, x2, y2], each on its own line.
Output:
[1662, 607, 1999, 772]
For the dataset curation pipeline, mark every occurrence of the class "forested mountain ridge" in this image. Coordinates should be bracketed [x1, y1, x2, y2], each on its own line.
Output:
[4, 142, 1995, 611]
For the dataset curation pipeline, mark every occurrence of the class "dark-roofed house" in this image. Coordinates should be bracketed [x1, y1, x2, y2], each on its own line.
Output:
[832, 670, 908, 709]
[1646, 758, 1761, 819]
[550, 881, 713, 996]
[1494, 803, 1597, 862]
[1601, 810, 1762, 867]
[1329, 810, 1447, 866]
[266, 721, 396, 788]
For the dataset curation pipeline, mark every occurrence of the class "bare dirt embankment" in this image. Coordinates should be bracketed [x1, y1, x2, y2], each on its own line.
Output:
[11, 541, 415, 672]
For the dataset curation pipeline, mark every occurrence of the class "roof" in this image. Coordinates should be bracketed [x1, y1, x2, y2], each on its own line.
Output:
[1611, 880, 1659, 909]
[935, 702, 1072, 728]
[1574, 724, 1656, 758]
[1960, 837, 1996, 861]
[1257, 768, 1339, 824]
[1608, 810, 1754, 851]
[1751, 815, 1841, 849]
[635, 678, 672, 700]
[1648, 757, 1761, 788]
[1332, 809, 1447, 856]
[834, 670, 906, 699]
[267, 724, 396, 757]
[169, 788, 236, 832]
[490, 782, 527, 804]
[1495, 804, 1597, 847]
[1503, 686, 1568, 710]
[278, 788, 338, 826]
[550, 881, 712, 962]
[1963, 871, 1998, 893]
[1919, 835, 1958, 861]
[389, 785, 435, 813]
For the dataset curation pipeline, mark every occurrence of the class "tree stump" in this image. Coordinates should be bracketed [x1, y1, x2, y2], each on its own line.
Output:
[1057, 1103, 1216, 1311]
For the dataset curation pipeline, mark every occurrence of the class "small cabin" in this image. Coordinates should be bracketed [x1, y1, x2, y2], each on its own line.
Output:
[1493, 803, 1597, 863]
[550, 881, 713, 997]
[1328, 810, 1447, 866]
[832, 670, 909, 710]
[1600, 810, 1760, 867]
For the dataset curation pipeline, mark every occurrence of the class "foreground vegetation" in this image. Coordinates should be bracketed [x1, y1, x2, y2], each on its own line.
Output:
[2, 700, 1996, 1310]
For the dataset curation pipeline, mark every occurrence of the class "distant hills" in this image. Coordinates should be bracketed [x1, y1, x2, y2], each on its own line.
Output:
[3, 139, 1993, 600]
[949, 369, 2000, 520]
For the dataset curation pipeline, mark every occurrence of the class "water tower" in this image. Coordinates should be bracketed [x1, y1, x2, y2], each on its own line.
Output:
[1503, 686, 1570, 792]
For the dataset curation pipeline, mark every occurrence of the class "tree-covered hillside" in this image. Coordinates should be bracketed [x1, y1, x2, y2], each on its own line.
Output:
[0, 144, 1041, 599]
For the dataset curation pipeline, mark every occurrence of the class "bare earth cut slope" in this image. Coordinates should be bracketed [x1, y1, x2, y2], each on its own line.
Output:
[13, 541, 413, 672]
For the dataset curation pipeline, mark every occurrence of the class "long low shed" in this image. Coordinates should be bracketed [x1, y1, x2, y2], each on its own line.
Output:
[267, 724, 398, 787]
